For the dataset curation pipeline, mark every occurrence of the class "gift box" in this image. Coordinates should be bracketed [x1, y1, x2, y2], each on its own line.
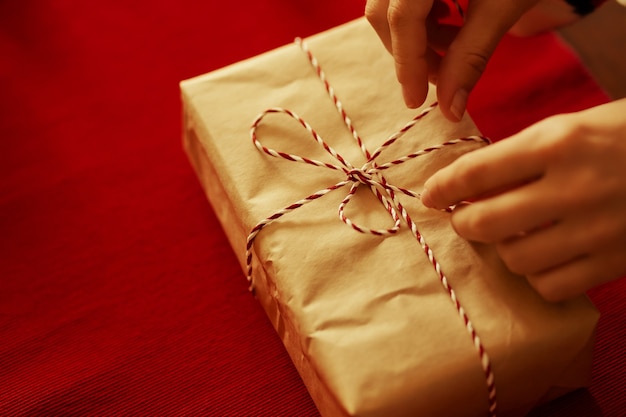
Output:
[180, 18, 598, 417]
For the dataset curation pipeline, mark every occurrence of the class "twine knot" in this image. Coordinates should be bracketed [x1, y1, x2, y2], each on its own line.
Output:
[345, 166, 377, 185]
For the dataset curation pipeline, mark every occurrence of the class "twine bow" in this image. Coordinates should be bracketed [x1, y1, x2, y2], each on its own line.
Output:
[244, 37, 497, 417]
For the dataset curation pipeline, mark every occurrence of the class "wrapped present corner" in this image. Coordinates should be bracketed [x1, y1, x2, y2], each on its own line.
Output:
[180, 18, 599, 417]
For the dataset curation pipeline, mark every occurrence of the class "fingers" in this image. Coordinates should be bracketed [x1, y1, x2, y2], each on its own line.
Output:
[366, 0, 434, 108]
[366, 0, 393, 53]
[436, 2, 526, 121]
[367, 0, 541, 118]
[454, 187, 626, 302]
[449, 180, 559, 242]
[494, 215, 591, 277]
[388, 0, 434, 108]
[421, 131, 544, 210]
[494, 197, 626, 287]
[525, 245, 626, 302]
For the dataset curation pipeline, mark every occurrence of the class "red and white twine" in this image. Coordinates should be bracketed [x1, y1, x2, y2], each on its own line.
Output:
[245, 36, 496, 416]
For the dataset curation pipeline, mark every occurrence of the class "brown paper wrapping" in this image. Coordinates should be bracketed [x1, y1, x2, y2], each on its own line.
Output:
[180, 18, 599, 417]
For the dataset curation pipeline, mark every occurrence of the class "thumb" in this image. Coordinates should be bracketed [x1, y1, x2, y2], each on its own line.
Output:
[436, 3, 523, 121]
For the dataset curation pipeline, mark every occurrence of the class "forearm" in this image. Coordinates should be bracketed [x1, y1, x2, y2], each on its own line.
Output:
[510, 0, 609, 36]
[565, 0, 607, 15]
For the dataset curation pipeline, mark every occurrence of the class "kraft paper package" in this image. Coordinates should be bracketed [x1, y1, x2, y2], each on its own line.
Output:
[180, 17, 598, 417]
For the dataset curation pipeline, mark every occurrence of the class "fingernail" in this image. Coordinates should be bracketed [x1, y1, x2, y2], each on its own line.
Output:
[402, 86, 418, 109]
[421, 187, 433, 208]
[450, 89, 468, 121]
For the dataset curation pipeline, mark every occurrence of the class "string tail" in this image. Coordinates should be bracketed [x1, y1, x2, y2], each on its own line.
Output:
[423, 239, 498, 417]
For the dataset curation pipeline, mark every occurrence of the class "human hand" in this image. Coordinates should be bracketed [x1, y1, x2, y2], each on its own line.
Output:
[509, 0, 581, 37]
[365, 0, 541, 121]
[421, 99, 626, 301]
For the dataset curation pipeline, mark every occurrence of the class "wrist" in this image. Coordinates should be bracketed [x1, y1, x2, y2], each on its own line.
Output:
[509, 1, 580, 37]
[564, 0, 607, 15]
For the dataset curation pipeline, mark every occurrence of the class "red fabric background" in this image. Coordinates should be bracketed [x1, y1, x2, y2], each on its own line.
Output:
[1, 1, 624, 416]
